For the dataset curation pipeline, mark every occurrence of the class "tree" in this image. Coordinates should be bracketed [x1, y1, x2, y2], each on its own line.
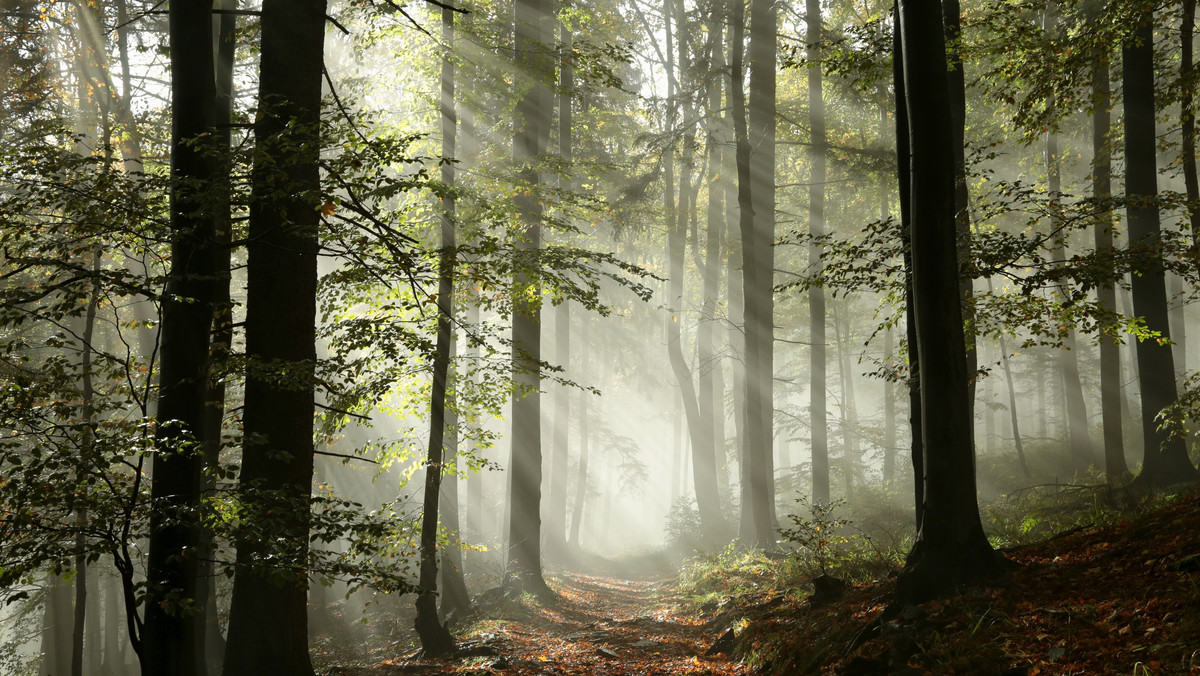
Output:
[1122, 3, 1199, 488]
[414, 0, 459, 655]
[1089, 7, 1127, 485]
[806, 0, 830, 507]
[507, 0, 552, 593]
[893, 0, 1006, 603]
[221, 1, 327, 673]
[739, 0, 778, 548]
[142, 1, 218, 673]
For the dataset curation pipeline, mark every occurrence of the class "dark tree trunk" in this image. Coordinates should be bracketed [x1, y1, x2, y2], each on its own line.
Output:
[894, 0, 1005, 603]
[1185, 0, 1199, 245]
[415, 3, 461, 654]
[942, 0, 976, 414]
[221, 2, 326, 674]
[892, 8, 923, 530]
[440, 388, 472, 618]
[1122, 9, 1200, 487]
[507, 0, 551, 592]
[739, 0, 778, 547]
[198, 5, 237, 672]
[806, 0, 830, 507]
[144, 2, 218, 673]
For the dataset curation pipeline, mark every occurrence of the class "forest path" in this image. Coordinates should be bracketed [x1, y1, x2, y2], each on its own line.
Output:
[358, 568, 751, 675]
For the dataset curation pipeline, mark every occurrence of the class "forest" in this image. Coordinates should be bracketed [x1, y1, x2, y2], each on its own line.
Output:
[2, 0, 1200, 673]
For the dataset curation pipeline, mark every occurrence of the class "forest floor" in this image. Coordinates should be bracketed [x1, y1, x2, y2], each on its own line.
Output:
[321, 561, 751, 675]
[319, 489, 1200, 676]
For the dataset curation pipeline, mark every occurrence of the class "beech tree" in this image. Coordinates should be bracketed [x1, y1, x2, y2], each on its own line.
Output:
[893, 0, 1007, 602]
[221, 1, 327, 673]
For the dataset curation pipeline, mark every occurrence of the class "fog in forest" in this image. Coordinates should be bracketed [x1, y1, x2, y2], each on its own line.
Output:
[2, 0, 1199, 673]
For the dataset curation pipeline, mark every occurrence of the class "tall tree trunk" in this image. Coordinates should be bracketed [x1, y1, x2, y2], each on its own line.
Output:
[1184, 0, 1199, 244]
[942, 0, 976, 415]
[894, 0, 1004, 603]
[892, 7, 923, 530]
[415, 3, 461, 653]
[221, 2, 326, 674]
[72, 252, 100, 676]
[1046, 122, 1095, 473]
[740, 0, 778, 547]
[664, 0, 723, 538]
[1091, 36, 1127, 484]
[697, 3, 726, 528]
[507, 0, 551, 592]
[144, 2, 218, 673]
[547, 8, 574, 557]
[1122, 7, 1200, 487]
[198, 5, 237, 672]
[806, 0, 830, 507]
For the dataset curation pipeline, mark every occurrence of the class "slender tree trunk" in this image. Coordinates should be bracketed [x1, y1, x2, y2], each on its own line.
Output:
[1090, 40, 1127, 484]
[507, 0, 551, 592]
[221, 2, 326, 674]
[664, 0, 723, 538]
[884, 328, 897, 484]
[440, 336, 471, 618]
[72, 253, 100, 676]
[1122, 7, 1199, 487]
[465, 298, 483, 536]
[988, 278, 1032, 480]
[834, 304, 860, 499]
[415, 3, 461, 653]
[942, 0, 976, 415]
[1184, 0, 1199, 244]
[894, 0, 1004, 603]
[198, 5, 237, 672]
[892, 7, 923, 530]
[144, 2, 218, 673]
[806, 0, 830, 507]
[547, 9, 574, 557]
[1046, 121, 1094, 473]
[697, 4, 726, 529]
[740, 0, 778, 547]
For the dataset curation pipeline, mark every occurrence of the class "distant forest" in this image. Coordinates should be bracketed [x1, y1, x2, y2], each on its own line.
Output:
[1, 0, 1198, 673]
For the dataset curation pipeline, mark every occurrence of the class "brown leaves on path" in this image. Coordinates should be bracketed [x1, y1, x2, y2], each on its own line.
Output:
[347, 572, 751, 675]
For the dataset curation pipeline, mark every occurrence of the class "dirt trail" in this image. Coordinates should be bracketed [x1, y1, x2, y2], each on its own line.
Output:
[356, 570, 752, 675]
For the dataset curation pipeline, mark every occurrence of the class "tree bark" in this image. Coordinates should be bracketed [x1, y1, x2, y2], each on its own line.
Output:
[806, 0, 830, 507]
[892, 7, 923, 530]
[221, 2, 326, 674]
[144, 2, 218, 673]
[547, 9, 574, 557]
[894, 0, 1004, 603]
[415, 3, 461, 654]
[739, 0, 778, 548]
[507, 0, 551, 593]
[1122, 8, 1199, 487]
